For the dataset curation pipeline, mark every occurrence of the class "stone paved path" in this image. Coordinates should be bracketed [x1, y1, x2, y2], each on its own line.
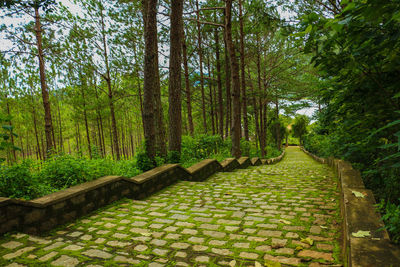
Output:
[0, 147, 342, 266]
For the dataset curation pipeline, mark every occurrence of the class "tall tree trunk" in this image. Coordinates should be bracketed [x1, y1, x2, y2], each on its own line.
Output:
[196, 0, 207, 133]
[224, 44, 231, 138]
[142, 0, 158, 162]
[168, 0, 183, 157]
[215, 27, 224, 138]
[133, 44, 144, 122]
[30, 93, 42, 161]
[99, 5, 120, 160]
[225, 0, 241, 158]
[57, 98, 63, 152]
[80, 81, 92, 159]
[247, 67, 260, 155]
[239, 0, 249, 142]
[256, 37, 265, 157]
[34, 7, 54, 156]
[207, 54, 215, 135]
[182, 30, 194, 136]
[275, 94, 281, 150]
[4, 94, 16, 162]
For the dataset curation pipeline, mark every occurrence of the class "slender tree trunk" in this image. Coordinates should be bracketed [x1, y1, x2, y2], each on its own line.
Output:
[256, 37, 265, 157]
[80, 82, 92, 159]
[275, 94, 281, 150]
[247, 67, 261, 155]
[99, 5, 120, 160]
[4, 94, 16, 162]
[225, 0, 241, 158]
[207, 54, 215, 135]
[182, 30, 194, 136]
[34, 7, 54, 156]
[168, 0, 183, 156]
[133, 44, 144, 122]
[195, 0, 207, 133]
[239, 0, 248, 142]
[224, 44, 231, 138]
[215, 27, 224, 138]
[57, 98, 63, 152]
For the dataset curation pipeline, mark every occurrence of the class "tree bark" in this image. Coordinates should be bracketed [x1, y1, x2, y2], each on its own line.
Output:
[168, 0, 183, 156]
[215, 26, 224, 138]
[196, 0, 207, 133]
[99, 4, 120, 160]
[4, 94, 16, 162]
[239, 0, 249, 142]
[34, 6, 54, 156]
[207, 54, 215, 135]
[142, 0, 158, 162]
[80, 78, 92, 159]
[182, 29, 194, 136]
[256, 37, 265, 157]
[225, 0, 241, 158]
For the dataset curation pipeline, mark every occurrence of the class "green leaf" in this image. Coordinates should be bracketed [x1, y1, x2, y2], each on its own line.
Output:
[1, 125, 13, 131]
[305, 25, 312, 34]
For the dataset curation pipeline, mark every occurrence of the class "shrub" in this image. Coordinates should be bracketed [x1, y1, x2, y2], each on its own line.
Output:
[0, 160, 52, 200]
[39, 154, 90, 189]
[377, 200, 400, 244]
[135, 151, 154, 172]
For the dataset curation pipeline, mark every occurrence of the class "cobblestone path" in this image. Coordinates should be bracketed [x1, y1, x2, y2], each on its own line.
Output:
[0, 147, 341, 266]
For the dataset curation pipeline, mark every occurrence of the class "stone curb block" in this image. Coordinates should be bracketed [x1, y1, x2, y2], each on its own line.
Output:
[300, 147, 400, 266]
[186, 159, 222, 181]
[251, 157, 262, 166]
[238, 157, 251, 169]
[0, 150, 285, 236]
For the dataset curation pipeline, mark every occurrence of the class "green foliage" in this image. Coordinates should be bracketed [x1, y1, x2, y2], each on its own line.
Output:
[135, 151, 155, 172]
[265, 145, 282, 159]
[0, 113, 20, 163]
[167, 150, 180, 164]
[292, 115, 309, 145]
[181, 135, 229, 163]
[299, 0, 400, 241]
[377, 200, 400, 244]
[0, 160, 42, 199]
[41, 154, 94, 189]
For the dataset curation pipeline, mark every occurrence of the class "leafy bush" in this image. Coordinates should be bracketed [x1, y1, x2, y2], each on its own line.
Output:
[0, 160, 52, 200]
[303, 133, 333, 158]
[135, 151, 154, 172]
[40, 154, 91, 189]
[377, 200, 400, 244]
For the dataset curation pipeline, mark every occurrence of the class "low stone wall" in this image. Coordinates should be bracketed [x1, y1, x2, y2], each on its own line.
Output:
[301, 147, 400, 266]
[186, 159, 222, 181]
[0, 151, 286, 236]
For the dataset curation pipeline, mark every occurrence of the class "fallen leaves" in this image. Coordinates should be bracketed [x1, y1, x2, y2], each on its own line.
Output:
[352, 230, 371, 238]
[279, 219, 291, 225]
[351, 190, 366, 198]
[300, 237, 314, 246]
[264, 260, 281, 267]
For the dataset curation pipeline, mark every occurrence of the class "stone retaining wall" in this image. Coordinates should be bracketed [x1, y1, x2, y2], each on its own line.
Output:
[0, 150, 285, 236]
[301, 147, 400, 266]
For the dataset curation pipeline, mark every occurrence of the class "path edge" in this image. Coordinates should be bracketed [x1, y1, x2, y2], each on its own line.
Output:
[300, 147, 400, 267]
